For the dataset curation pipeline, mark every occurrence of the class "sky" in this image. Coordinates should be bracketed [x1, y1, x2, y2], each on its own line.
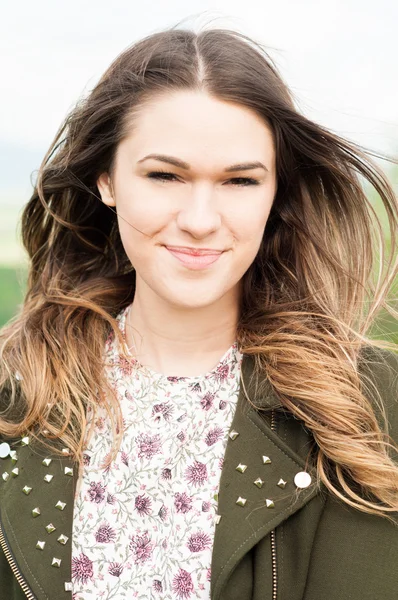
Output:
[0, 0, 397, 207]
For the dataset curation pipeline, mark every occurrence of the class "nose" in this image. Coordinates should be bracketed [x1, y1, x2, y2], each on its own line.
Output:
[176, 183, 221, 239]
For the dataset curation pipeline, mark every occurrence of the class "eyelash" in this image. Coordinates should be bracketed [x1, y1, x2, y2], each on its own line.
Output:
[146, 170, 260, 187]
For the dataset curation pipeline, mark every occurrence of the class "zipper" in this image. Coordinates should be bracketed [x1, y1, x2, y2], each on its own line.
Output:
[270, 408, 278, 600]
[0, 520, 36, 599]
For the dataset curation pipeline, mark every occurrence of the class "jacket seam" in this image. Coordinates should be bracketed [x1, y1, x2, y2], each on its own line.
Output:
[2, 506, 49, 599]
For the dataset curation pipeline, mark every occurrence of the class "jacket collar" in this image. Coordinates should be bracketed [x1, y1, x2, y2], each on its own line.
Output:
[0, 354, 319, 599]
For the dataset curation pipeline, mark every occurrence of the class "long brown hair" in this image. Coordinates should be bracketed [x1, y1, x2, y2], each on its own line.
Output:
[1, 26, 398, 520]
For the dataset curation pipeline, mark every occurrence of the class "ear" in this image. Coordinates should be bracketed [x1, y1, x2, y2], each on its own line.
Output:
[97, 172, 116, 207]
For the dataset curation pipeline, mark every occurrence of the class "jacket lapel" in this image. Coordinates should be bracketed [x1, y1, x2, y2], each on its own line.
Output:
[211, 354, 320, 600]
[0, 436, 76, 599]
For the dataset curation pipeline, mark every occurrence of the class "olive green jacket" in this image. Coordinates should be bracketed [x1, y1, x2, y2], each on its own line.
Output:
[1, 347, 398, 600]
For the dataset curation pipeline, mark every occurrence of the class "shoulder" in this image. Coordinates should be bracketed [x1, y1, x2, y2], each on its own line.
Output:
[357, 344, 398, 444]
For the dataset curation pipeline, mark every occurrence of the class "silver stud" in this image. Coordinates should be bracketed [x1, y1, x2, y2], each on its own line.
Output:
[2, 472, 9, 482]
[42, 458, 52, 467]
[11, 468, 19, 477]
[22, 485, 32, 495]
[64, 467, 73, 477]
[20, 437, 30, 446]
[36, 540, 46, 550]
[55, 500, 66, 511]
[45, 523, 56, 533]
[44, 474, 54, 483]
[215, 514, 222, 524]
[10, 450, 18, 463]
[61, 448, 70, 456]
[277, 478, 287, 489]
[294, 471, 312, 489]
[32, 507, 41, 518]
[265, 498, 275, 508]
[64, 582, 73, 592]
[229, 430, 239, 440]
[236, 496, 247, 507]
[57, 534, 69, 545]
[253, 477, 264, 488]
[51, 557, 62, 568]
[0, 442, 11, 458]
[235, 463, 247, 473]
[262, 456, 272, 464]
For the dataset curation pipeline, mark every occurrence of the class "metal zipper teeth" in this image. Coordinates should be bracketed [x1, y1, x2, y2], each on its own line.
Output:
[270, 408, 278, 600]
[0, 522, 36, 600]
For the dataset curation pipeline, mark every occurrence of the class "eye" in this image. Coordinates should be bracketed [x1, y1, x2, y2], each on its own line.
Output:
[146, 171, 259, 187]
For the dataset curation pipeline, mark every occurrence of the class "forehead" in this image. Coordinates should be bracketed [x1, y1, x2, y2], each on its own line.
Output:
[118, 90, 275, 170]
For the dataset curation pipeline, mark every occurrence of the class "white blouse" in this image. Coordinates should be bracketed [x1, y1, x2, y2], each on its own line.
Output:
[71, 304, 243, 599]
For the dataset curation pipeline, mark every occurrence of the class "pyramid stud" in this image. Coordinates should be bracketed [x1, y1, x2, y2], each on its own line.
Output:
[36, 540, 46, 550]
[277, 478, 287, 489]
[44, 474, 54, 483]
[265, 498, 275, 508]
[2, 472, 9, 482]
[253, 477, 264, 488]
[42, 458, 52, 467]
[11, 468, 19, 477]
[10, 451, 18, 463]
[22, 485, 32, 495]
[64, 467, 73, 477]
[57, 534, 69, 545]
[55, 500, 66, 511]
[32, 507, 41, 518]
[262, 456, 272, 464]
[0, 442, 11, 458]
[215, 514, 222, 524]
[213, 493, 219, 502]
[229, 430, 239, 440]
[294, 471, 312, 489]
[61, 448, 70, 456]
[45, 523, 56, 533]
[20, 437, 30, 446]
[236, 496, 247, 507]
[64, 582, 73, 591]
[51, 557, 62, 568]
[235, 463, 247, 473]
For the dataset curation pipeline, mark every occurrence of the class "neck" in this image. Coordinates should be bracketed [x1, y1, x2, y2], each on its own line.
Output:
[124, 280, 240, 378]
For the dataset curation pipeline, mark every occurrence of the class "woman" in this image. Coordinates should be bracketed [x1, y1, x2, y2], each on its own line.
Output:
[0, 26, 397, 600]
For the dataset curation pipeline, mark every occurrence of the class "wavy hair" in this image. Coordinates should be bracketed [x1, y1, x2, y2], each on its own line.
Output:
[1, 26, 398, 520]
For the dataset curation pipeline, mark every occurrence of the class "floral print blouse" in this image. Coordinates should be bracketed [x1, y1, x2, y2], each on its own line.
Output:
[71, 304, 243, 599]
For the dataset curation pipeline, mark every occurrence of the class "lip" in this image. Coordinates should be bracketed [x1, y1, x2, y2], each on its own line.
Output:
[165, 245, 224, 256]
[165, 246, 224, 270]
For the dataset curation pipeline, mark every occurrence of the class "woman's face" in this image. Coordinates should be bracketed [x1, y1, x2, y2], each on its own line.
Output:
[97, 90, 277, 310]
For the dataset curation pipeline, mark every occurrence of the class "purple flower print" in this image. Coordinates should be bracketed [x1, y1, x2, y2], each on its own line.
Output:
[107, 493, 116, 505]
[95, 523, 116, 543]
[121, 451, 129, 466]
[158, 505, 169, 521]
[185, 461, 208, 487]
[219, 400, 227, 410]
[161, 468, 172, 480]
[174, 492, 193, 514]
[177, 431, 186, 442]
[202, 501, 210, 512]
[152, 402, 174, 421]
[116, 355, 134, 376]
[135, 494, 152, 516]
[136, 432, 162, 460]
[204, 426, 223, 446]
[207, 568, 211, 582]
[172, 569, 194, 599]
[108, 562, 123, 577]
[129, 532, 153, 564]
[187, 531, 211, 552]
[189, 382, 202, 393]
[88, 481, 106, 503]
[200, 392, 214, 411]
[72, 553, 93, 585]
[83, 453, 91, 466]
[215, 361, 229, 382]
[153, 579, 163, 592]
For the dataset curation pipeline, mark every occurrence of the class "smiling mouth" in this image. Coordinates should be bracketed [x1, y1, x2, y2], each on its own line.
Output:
[165, 246, 224, 269]
[164, 245, 224, 256]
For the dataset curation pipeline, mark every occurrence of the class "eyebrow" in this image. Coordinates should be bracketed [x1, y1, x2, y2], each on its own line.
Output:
[137, 153, 268, 173]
